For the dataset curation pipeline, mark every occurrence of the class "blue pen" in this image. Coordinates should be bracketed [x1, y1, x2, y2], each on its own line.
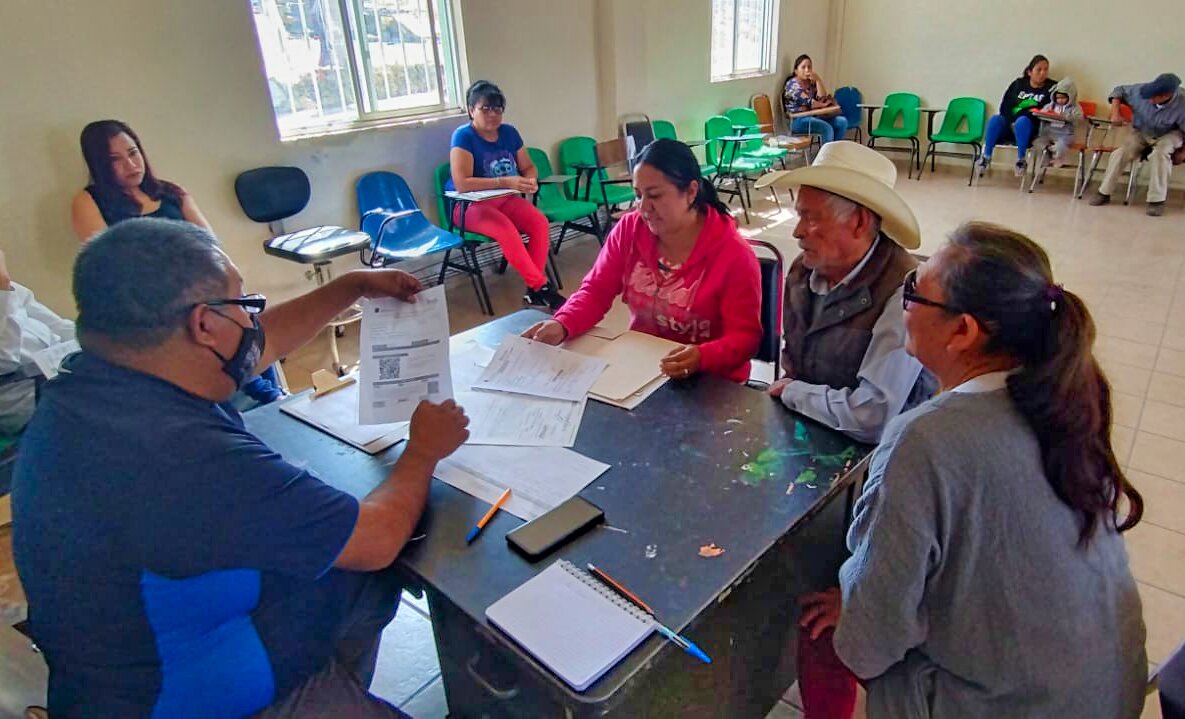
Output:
[654, 622, 713, 664]
[586, 563, 712, 664]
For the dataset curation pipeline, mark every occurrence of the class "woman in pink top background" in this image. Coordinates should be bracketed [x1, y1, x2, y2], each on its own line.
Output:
[523, 138, 762, 383]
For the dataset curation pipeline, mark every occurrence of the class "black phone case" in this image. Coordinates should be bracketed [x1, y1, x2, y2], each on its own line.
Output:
[506, 497, 604, 561]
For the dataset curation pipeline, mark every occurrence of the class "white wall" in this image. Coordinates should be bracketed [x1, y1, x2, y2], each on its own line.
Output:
[833, 0, 1183, 119]
[1, 0, 600, 316]
[596, 0, 832, 141]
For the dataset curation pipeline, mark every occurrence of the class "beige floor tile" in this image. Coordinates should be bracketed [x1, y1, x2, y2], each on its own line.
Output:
[1162, 325, 1185, 353]
[1142, 695, 1163, 719]
[1114, 393, 1146, 429]
[1114, 425, 1137, 467]
[1096, 336, 1160, 371]
[1141, 401, 1185, 443]
[1105, 362, 1154, 397]
[1131, 432, 1185, 480]
[1148, 372, 1185, 408]
[1126, 522, 1185, 598]
[1095, 313, 1166, 347]
[1156, 348, 1185, 378]
[1138, 581, 1185, 666]
[1132, 470, 1185, 535]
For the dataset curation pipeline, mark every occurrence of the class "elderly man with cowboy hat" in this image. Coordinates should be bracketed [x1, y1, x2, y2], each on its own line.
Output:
[767, 142, 935, 443]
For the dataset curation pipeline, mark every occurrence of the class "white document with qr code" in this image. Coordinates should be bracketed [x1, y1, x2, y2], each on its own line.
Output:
[358, 285, 453, 425]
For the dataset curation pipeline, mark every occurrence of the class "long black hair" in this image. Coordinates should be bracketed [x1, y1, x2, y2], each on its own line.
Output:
[80, 120, 182, 219]
[633, 138, 731, 218]
[934, 222, 1142, 545]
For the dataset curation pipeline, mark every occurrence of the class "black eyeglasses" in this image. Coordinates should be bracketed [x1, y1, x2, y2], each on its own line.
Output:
[902, 270, 963, 314]
[476, 105, 504, 114]
[196, 293, 267, 314]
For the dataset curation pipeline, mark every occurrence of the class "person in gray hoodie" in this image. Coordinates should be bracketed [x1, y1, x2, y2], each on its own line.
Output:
[1031, 77, 1084, 168]
[1090, 72, 1185, 216]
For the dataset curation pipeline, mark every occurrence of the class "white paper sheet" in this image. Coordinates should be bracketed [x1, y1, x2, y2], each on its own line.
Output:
[444, 188, 519, 202]
[359, 285, 453, 424]
[473, 335, 607, 402]
[30, 339, 81, 379]
[455, 390, 586, 447]
[279, 379, 409, 454]
[434, 446, 610, 520]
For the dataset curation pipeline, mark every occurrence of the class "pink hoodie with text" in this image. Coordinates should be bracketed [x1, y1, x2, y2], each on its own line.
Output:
[553, 207, 762, 383]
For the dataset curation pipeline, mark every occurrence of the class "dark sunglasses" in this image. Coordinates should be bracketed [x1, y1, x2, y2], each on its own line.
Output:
[902, 270, 963, 314]
[195, 293, 267, 315]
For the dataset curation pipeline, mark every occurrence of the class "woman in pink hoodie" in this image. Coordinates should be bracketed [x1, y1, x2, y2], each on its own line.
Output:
[523, 138, 762, 383]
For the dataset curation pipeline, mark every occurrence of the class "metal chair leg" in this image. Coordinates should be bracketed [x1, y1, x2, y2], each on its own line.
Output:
[467, 244, 494, 316]
[1125, 160, 1142, 205]
[437, 249, 451, 286]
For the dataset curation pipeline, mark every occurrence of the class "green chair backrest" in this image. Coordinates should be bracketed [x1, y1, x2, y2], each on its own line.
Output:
[527, 147, 565, 204]
[724, 107, 763, 151]
[938, 97, 987, 141]
[877, 92, 921, 135]
[704, 115, 734, 167]
[433, 162, 452, 228]
[652, 120, 677, 140]
[558, 136, 598, 198]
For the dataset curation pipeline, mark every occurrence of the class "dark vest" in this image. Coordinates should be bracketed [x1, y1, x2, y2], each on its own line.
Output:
[782, 236, 918, 392]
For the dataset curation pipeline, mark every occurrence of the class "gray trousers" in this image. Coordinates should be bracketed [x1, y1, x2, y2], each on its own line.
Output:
[1099, 129, 1185, 203]
[253, 570, 408, 718]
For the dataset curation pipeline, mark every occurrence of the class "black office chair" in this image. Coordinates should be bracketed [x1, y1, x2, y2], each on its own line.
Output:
[619, 113, 656, 169]
[746, 240, 785, 389]
[234, 166, 371, 375]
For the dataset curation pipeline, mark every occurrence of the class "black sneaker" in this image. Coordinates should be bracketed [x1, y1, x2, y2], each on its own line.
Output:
[1089, 192, 1111, 206]
[524, 283, 567, 311]
[1147, 202, 1166, 217]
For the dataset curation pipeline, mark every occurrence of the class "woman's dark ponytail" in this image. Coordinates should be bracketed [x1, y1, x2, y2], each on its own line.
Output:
[937, 222, 1143, 545]
[633, 138, 731, 218]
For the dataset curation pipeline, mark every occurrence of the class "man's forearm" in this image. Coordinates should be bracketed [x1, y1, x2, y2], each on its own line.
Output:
[257, 271, 365, 368]
[337, 447, 437, 571]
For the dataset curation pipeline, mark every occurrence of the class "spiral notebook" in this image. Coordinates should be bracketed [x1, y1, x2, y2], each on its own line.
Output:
[486, 560, 656, 691]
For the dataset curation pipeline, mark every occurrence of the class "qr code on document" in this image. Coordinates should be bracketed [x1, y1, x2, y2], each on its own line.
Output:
[378, 356, 402, 380]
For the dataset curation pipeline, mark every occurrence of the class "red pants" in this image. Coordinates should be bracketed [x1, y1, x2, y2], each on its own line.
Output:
[798, 626, 859, 719]
[453, 194, 551, 289]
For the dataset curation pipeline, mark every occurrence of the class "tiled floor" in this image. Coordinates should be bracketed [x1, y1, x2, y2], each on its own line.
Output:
[3, 160, 1182, 718]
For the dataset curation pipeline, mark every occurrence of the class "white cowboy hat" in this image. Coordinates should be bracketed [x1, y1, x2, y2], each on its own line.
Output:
[774, 142, 921, 250]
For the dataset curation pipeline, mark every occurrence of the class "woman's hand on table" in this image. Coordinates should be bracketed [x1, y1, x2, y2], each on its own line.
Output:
[521, 319, 567, 345]
[659, 344, 701, 379]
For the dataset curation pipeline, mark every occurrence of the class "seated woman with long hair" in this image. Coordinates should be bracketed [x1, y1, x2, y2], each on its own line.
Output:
[522, 138, 762, 383]
[795, 222, 1146, 719]
[70, 119, 212, 242]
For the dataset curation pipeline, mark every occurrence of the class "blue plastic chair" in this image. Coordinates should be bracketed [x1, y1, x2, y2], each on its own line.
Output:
[834, 86, 864, 143]
[355, 171, 489, 312]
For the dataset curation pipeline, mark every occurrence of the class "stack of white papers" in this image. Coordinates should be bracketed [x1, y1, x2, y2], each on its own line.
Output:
[473, 335, 607, 401]
[279, 378, 409, 454]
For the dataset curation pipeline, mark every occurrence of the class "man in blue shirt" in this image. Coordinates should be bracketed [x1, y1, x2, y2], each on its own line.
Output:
[13, 218, 469, 718]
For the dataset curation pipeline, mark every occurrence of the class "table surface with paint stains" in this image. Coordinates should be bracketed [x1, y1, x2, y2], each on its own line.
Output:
[246, 309, 871, 703]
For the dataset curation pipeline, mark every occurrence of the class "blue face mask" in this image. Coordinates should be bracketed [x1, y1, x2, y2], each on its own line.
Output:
[209, 312, 265, 390]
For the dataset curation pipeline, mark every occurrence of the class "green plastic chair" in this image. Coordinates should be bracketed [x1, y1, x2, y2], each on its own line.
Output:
[527, 147, 605, 252]
[556, 136, 635, 209]
[724, 107, 788, 167]
[705, 115, 773, 224]
[921, 97, 986, 186]
[867, 92, 922, 178]
[652, 120, 716, 177]
[431, 162, 496, 313]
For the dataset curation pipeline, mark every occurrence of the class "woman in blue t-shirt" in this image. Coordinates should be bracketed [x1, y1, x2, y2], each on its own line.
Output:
[449, 81, 565, 310]
[70, 119, 212, 243]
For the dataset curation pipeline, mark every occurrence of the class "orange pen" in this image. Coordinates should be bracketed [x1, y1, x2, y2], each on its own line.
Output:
[465, 488, 512, 544]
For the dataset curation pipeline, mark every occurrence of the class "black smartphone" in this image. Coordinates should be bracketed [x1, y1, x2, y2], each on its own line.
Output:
[506, 496, 605, 561]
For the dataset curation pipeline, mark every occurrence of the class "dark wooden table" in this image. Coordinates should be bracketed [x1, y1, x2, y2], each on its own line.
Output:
[246, 310, 870, 718]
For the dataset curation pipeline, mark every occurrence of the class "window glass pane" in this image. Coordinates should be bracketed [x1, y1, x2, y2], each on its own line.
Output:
[733, 0, 765, 72]
[710, 0, 735, 80]
[357, 0, 443, 113]
[251, 0, 359, 136]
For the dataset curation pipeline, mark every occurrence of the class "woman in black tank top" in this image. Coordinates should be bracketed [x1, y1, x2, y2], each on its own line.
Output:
[70, 120, 212, 242]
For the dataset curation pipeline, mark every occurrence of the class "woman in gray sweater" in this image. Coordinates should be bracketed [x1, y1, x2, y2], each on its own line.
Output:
[797, 222, 1147, 718]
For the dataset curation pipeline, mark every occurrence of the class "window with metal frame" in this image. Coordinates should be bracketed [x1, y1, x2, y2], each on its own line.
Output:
[709, 0, 778, 82]
[248, 0, 465, 139]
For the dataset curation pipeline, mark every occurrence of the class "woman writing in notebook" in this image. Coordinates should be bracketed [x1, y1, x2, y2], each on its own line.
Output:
[522, 138, 762, 383]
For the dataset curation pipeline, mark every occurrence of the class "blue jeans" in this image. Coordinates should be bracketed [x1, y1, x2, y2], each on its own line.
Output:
[792, 115, 849, 145]
[983, 114, 1034, 161]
